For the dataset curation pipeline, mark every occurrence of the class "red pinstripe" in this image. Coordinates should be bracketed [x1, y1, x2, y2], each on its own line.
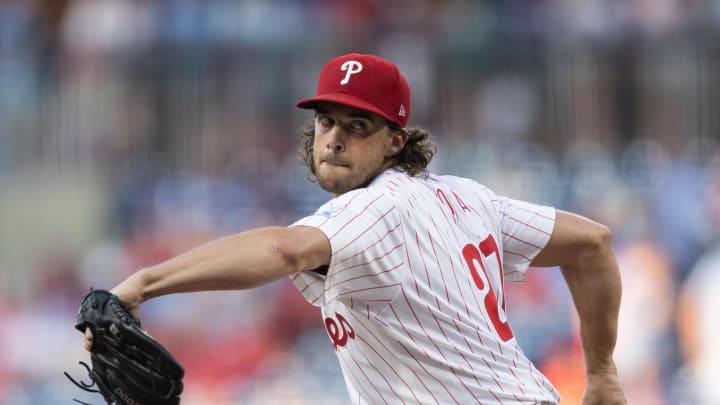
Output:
[373, 315, 388, 327]
[426, 308, 490, 401]
[426, 190, 494, 332]
[511, 203, 555, 220]
[328, 194, 384, 240]
[389, 304, 459, 403]
[414, 230, 443, 311]
[509, 366, 526, 394]
[501, 212, 552, 236]
[426, 229, 451, 305]
[452, 317, 476, 354]
[482, 357, 504, 389]
[340, 354, 383, 404]
[330, 243, 403, 278]
[352, 346, 406, 403]
[399, 288, 499, 398]
[389, 301, 431, 359]
[504, 250, 533, 261]
[334, 206, 397, 255]
[426, 304, 459, 363]
[348, 310, 439, 403]
[312, 190, 365, 226]
[394, 337, 460, 403]
[475, 190, 499, 217]
[447, 365, 483, 403]
[326, 260, 403, 293]
[334, 222, 401, 266]
[400, 217, 421, 297]
[526, 356, 547, 393]
[415, 231, 433, 293]
[356, 334, 421, 403]
[315, 282, 403, 305]
[349, 352, 390, 404]
[429, 216, 472, 318]
[360, 299, 395, 303]
[502, 231, 544, 249]
[402, 294, 448, 361]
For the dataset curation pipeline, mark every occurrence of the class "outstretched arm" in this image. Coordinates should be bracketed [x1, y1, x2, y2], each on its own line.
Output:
[531, 210, 626, 405]
[84, 226, 330, 349]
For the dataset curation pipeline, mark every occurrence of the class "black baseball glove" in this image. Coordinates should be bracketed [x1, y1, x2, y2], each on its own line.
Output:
[65, 289, 184, 405]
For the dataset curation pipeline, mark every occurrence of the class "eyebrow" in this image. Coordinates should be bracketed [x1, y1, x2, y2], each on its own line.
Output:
[315, 107, 376, 121]
[347, 111, 374, 120]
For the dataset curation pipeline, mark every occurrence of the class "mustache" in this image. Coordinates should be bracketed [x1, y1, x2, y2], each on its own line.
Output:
[320, 154, 351, 166]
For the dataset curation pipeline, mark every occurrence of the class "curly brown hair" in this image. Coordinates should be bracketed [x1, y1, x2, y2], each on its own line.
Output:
[298, 119, 436, 181]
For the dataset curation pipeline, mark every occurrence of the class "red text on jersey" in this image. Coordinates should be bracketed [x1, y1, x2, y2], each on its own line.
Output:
[436, 188, 471, 222]
[325, 312, 356, 350]
[462, 234, 514, 342]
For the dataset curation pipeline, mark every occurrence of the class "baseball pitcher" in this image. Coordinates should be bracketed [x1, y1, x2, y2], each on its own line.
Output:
[79, 53, 625, 404]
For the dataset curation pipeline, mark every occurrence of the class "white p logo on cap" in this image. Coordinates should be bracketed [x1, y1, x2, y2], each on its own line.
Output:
[340, 60, 363, 85]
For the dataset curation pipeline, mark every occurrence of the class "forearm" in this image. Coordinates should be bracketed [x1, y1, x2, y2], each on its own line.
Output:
[560, 233, 622, 374]
[118, 226, 328, 304]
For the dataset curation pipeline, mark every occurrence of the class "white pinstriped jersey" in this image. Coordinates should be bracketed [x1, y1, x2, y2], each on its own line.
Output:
[291, 169, 560, 404]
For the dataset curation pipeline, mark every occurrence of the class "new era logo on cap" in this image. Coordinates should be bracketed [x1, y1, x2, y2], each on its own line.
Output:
[296, 53, 412, 128]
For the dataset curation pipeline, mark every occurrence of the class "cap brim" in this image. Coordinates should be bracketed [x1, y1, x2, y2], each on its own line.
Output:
[296, 93, 395, 125]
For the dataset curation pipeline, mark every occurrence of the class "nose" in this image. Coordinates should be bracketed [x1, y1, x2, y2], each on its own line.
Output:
[325, 126, 345, 153]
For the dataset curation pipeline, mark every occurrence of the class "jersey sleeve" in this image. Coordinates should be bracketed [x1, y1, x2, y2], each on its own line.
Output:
[289, 189, 406, 308]
[492, 196, 556, 282]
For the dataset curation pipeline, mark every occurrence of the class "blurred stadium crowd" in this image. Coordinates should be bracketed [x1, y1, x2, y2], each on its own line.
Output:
[0, 0, 719, 404]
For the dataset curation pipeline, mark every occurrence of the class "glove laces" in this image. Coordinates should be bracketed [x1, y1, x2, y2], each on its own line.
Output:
[64, 361, 112, 404]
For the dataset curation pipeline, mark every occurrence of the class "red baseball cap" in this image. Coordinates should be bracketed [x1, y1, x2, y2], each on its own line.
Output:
[296, 53, 411, 128]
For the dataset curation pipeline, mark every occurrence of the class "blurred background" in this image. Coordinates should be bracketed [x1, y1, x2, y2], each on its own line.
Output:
[0, 0, 719, 404]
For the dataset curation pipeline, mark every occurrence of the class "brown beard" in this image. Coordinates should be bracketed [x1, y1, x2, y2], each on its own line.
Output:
[315, 154, 386, 195]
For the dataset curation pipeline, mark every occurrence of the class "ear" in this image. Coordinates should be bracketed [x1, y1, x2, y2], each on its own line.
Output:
[385, 129, 409, 157]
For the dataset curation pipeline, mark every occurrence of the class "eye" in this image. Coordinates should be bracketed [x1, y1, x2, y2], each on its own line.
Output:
[317, 115, 334, 128]
[348, 119, 369, 132]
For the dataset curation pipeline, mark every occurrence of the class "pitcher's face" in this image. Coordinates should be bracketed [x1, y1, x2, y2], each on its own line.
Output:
[313, 103, 397, 196]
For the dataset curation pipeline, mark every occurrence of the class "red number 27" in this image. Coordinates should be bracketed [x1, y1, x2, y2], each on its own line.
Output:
[462, 235, 514, 342]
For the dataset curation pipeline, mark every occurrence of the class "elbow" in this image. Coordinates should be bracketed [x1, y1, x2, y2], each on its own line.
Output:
[269, 227, 330, 274]
[269, 236, 305, 274]
[570, 221, 615, 268]
[587, 222, 613, 251]
[534, 211, 616, 268]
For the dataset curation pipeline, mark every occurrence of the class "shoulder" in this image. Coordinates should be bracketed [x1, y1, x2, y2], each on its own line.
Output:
[333, 186, 390, 207]
[314, 187, 397, 221]
[429, 173, 498, 202]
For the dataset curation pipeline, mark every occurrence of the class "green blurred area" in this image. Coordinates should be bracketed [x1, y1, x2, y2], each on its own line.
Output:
[0, 173, 106, 295]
